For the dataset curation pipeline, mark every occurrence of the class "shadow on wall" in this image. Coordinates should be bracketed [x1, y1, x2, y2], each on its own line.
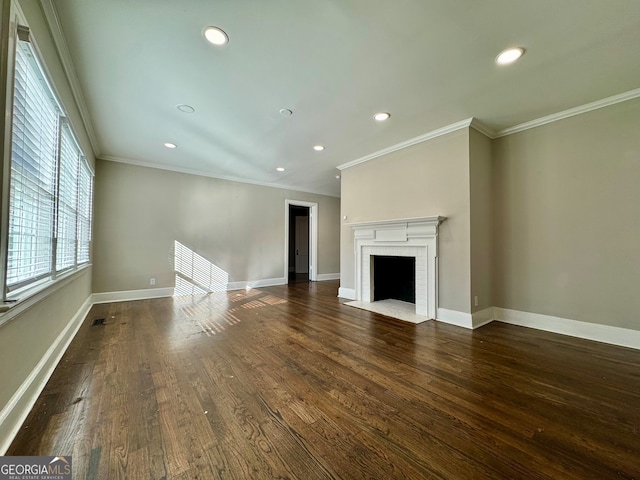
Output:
[173, 240, 229, 295]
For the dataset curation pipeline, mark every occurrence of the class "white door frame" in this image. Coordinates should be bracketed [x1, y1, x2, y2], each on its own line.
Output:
[285, 199, 318, 282]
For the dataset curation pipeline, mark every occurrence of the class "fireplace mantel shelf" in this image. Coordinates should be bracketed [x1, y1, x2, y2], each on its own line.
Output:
[346, 216, 446, 228]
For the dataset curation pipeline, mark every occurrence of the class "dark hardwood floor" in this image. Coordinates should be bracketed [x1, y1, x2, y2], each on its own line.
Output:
[7, 280, 640, 479]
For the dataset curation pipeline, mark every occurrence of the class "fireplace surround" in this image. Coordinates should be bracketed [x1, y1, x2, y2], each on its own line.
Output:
[348, 216, 445, 321]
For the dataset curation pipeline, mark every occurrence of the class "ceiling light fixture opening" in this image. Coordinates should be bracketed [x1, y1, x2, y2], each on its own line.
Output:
[164, 142, 177, 149]
[176, 104, 195, 113]
[373, 112, 391, 121]
[276, 167, 285, 172]
[496, 47, 525, 65]
[203, 26, 229, 46]
[279, 108, 293, 117]
[313, 145, 325, 151]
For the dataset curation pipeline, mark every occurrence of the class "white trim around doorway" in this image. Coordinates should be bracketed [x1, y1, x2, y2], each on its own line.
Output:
[284, 200, 318, 282]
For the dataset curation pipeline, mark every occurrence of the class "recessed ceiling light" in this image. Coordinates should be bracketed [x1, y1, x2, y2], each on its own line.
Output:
[176, 104, 195, 113]
[164, 142, 177, 149]
[313, 145, 325, 151]
[496, 47, 525, 65]
[203, 26, 229, 46]
[279, 108, 293, 117]
[373, 112, 391, 122]
[276, 167, 285, 172]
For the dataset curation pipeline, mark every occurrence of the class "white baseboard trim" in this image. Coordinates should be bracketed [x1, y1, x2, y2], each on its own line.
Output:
[495, 307, 640, 351]
[472, 307, 495, 329]
[227, 277, 287, 290]
[92, 287, 174, 304]
[93, 278, 290, 302]
[316, 273, 340, 281]
[0, 296, 92, 455]
[436, 308, 474, 329]
[338, 287, 356, 300]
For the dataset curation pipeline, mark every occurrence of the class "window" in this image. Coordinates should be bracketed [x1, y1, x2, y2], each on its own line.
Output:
[4, 32, 93, 297]
[56, 122, 80, 272]
[77, 161, 93, 265]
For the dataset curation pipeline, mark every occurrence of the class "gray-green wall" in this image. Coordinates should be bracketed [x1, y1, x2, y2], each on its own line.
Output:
[340, 129, 472, 314]
[493, 98, 640, 330]
[469, 128, 493, 313]
[341, 98, 640, 332]
[92, 160, 341, 293]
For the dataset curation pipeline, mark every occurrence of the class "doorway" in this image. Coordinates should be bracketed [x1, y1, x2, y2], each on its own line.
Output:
[284, 200, 318, 283]
[289, 205, 309, 281]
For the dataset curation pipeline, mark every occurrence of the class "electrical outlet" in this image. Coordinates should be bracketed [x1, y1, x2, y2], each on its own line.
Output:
[474, 295, 479, 307]
[150, 278, 156, 286]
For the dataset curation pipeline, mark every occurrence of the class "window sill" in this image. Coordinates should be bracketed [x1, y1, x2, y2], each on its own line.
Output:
[0, 302, 17, 313]
[0, 264, 92, 327]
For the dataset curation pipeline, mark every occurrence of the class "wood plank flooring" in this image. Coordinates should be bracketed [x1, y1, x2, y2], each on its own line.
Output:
[7, 280, 640, 479]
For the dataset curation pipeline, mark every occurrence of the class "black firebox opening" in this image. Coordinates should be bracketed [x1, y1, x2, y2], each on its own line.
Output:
[373, 255, 416, 304]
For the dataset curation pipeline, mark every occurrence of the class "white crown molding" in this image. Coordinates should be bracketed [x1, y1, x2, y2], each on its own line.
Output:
[336, 88, 640, 172]
[39, 0, 100, 156]
[100, 155, 340, 198]
[337, 118, 474, 171]
[30, 3, 640, 188]
[469, 118, 497, 139]
[494, 87, 640, 138]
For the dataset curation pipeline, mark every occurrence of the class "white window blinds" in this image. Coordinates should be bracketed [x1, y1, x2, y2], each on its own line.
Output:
[77, 161, 93, 265]
[7, 41, 59, 290]
[56, 122, 80, 272]
[5, 36, 94, 295]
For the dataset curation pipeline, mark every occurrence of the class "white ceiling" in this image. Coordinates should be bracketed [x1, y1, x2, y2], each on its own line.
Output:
[48, 0, 640, 197]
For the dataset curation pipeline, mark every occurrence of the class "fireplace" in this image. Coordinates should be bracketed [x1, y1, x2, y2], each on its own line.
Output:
[372, 255, 416, 303]
[348, 216, 445, 322]
[361, 245, 427, 315]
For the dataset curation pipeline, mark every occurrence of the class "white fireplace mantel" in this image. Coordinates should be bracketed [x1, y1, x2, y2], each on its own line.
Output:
[347, 215, 446, 229]
[347, 216, 445, 243]
[349, 216, 446, 320]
